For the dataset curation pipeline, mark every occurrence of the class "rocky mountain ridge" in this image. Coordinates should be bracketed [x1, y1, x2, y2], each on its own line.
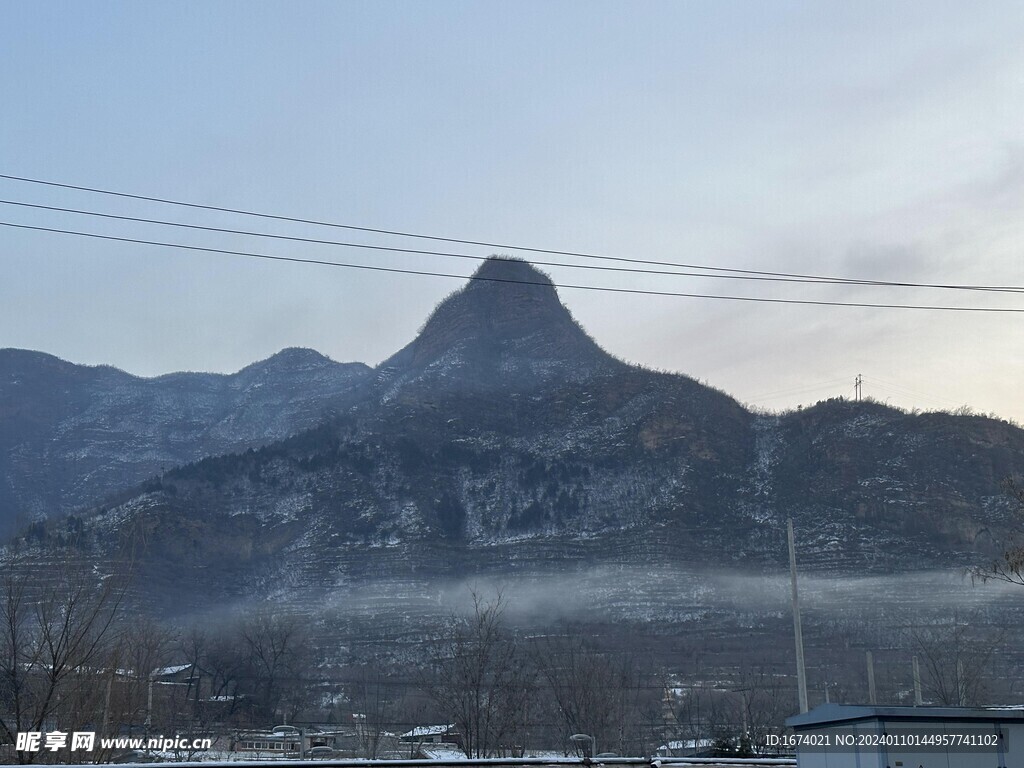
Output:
[5, 258, 1024, 620]
[0, 346, 370, 534]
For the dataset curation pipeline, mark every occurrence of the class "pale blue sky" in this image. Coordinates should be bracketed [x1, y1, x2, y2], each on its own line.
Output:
[3, 2, 1024, 419]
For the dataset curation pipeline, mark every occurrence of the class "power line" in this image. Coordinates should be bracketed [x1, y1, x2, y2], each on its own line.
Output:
[0, 199, 903, 289]
[3, 172, 1022, 294]
[745, 377, 852, 403]
[7, 220, 1024, 313]
[861, 377, 966, 410]
[6, 197, 1024, 295]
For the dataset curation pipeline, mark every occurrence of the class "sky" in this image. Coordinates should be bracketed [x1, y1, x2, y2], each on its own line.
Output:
[2, 1, 1024, 421]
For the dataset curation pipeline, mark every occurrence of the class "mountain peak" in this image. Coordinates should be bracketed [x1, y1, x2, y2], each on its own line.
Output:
[233, 348, 371, 387]
[470, 255, 556, 287]
[253, 347, 333, 369]
[381, 257, 611, 376]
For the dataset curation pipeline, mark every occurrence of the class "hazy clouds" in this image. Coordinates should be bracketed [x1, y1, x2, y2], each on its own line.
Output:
[3, 2, 1023, 419]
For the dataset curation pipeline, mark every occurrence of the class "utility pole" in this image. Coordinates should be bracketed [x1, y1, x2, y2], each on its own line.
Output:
[866, 651, 877, 705]
[855, 374, 863, 402]
[103, 670, 113, 733]
[913, 656, 923, 706]
[146, 673, 154, 730]
[788, 518, 808, 713]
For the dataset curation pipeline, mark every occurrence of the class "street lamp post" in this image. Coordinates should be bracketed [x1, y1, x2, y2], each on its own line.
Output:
[570, 733, 596, 760]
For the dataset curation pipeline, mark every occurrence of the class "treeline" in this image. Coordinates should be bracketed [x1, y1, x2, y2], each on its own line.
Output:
[3, 559, 1008, 765]
[0, 560, 790, 764]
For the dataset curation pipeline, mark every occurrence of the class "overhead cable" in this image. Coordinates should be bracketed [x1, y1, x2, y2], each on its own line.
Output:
[2, 172, 1020, 293]
[5, 220, 1024, 313]
[4, 198, 1024, 295]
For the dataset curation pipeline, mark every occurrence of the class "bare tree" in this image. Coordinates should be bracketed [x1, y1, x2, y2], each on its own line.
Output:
[976, 479, 1024, 586]
[111, 618, 177, 730]
[174, 627, 213, 735]
[423, 589, 533, 757]
[239, 609, 312, 724]
[532, 631, 649, 756]
[346, 665, 404, 757]
[734, 661, 791, 752]
[200, 627, 251, 724]
[77, 617, 178, 764]
[667, 684, 740, 755]
[0, 554, 126, 764]
[907, 615, 1001, 706]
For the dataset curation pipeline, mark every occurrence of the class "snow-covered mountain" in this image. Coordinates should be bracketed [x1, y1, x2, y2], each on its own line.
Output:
[0, 346, 370, 534]
[6, 257, 1024, 618]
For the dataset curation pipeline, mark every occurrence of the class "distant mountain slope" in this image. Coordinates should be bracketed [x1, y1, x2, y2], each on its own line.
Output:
[0, 346, 371, 534]
[9, 257, 1023, 616]
[760, 400, 1024, 567]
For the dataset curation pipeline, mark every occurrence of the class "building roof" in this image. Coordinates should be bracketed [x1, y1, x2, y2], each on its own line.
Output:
[150, 663, 192, 677]
[787, 703, 1024, 729]
[419, 746, 469, 760]
[659, 739, 715, 751]
[401, 724, 457, 738]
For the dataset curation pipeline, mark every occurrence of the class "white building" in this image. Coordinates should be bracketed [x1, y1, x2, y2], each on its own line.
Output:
[786, 704, 1024, 768]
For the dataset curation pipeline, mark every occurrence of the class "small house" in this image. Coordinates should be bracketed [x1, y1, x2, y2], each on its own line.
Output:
[786, 703, 1024, 768]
